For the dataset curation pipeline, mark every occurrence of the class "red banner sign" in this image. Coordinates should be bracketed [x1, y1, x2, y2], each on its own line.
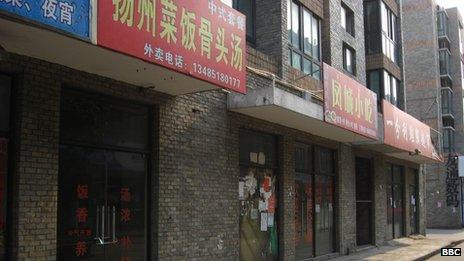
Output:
[323, 63, 378, 140]
[98, 0, 246, 93]
[383, 100, 441, 161]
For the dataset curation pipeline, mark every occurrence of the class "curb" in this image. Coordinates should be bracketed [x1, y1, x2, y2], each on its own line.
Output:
[413, 239, 464, 261]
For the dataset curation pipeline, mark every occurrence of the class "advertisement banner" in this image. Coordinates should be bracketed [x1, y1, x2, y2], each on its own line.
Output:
[0, 0, 90, 39]
[323, 63, 378, 140]
[383, 100, 441, 161]
[98, 0, 247, 93]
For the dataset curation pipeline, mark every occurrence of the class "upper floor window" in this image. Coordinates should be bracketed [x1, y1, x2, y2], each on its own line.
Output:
[287, 0, 321, 80]
[341, 3, 355, 36]
[443, 127, 455, 154]
[439, 49, 451, 76]
[367, 69, 400, 109]
[437, 11, 449, 38]
[383, 70, 398, 107]
[233, 0, 256, 43]
[343, 44, 356, 75]
[381, 1, 398, 63]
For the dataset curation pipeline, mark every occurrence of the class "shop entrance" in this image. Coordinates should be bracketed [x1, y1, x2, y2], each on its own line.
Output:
[0, 74, 11, 259]
[294, 144, 335, 259]
[239, 130, 278, 261]
[386, 164, 404, 239]
[58, 89, 150, 260]
[355, 157, 373, 246]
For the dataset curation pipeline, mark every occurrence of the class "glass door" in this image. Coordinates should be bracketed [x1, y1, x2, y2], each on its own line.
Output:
[355, 158, 373, 246]
[314, 147, 334, 257]
[58, 146, 147, 260]
[294, 144, 313, 259]
[392, 166, 404, 238]
[386, 164, 404, 239]
[58, 89, 150, 260]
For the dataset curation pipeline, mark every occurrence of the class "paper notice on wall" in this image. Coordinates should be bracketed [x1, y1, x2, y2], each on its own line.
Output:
[328, 203, 333, 212]
[260, 212, 268, 231]
[259, 200, 268, 211]
[267, 214, 274, 227]
[258, 152, 266, 165]
[238, 181, 245, 200]
[264, 191, 272, 200]
[268, 195, 276, 213]
[437, 201, 442, 208]
[411, 196, 415, 205]
[250, 208, 258, 220]
[250, 152, 258, 163]
[315, 204, 320, 213]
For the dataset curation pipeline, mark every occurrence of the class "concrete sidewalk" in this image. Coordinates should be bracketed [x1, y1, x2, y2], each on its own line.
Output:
[332, 229, 464, 261]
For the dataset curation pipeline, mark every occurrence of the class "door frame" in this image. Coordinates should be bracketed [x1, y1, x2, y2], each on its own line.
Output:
[57, 87, 155, 260]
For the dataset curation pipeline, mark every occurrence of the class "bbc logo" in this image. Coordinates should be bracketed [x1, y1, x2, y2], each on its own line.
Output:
[441, 248, 461, 256]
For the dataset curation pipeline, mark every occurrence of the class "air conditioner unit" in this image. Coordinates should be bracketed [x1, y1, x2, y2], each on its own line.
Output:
[459, 156, 464, 177]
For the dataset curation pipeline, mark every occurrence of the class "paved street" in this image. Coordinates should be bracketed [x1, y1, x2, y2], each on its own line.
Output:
[332, 229, 464, 261]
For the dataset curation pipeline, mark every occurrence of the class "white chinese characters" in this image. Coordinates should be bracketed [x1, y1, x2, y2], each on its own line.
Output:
[41, 0, 75, 25]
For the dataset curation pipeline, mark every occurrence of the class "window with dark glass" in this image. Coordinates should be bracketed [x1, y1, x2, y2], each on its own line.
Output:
[341, 3, 355, 36]
[343, 44, 355, 75]
[287, 0, 321, 80]
[439, 49, 451, 76]
[364, 0, 381, 54]
[233, 0, 256, 43]
[443, 128, 455, 154]
[441, 88, 453, 115]
[384, 71, 399, 107]
[437, 11, 449, 38]
[367, 69, 400, 109]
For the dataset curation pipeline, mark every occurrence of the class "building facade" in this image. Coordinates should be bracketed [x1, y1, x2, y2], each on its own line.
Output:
[403, 0, 464, 229]
[0, 0, 440, 260]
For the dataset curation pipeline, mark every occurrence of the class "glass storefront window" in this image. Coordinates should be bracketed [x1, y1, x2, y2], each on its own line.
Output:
[239, 130, 278, 260]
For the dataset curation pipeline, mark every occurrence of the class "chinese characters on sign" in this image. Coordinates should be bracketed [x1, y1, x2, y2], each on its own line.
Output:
[323, 63, 378, 140]
[0, 0, 90, 39]
[98, 0, 247, 93]
[446, 156, 460, 207]
[383, 100, 441, 161]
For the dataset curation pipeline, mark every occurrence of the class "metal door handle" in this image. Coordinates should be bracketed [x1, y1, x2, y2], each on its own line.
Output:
[95, 206, 105, 245]
[105, 205, 118, 244]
